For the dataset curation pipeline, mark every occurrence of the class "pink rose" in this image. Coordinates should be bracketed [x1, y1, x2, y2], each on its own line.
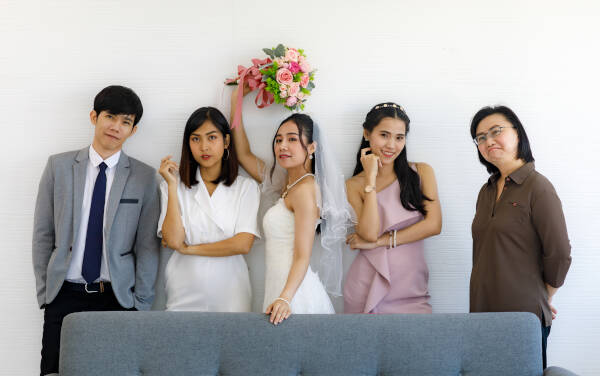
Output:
[300, 74, 310, 88]
[279, 84, 288, 98]
[285, 48, 300, 62]
[288, 82, 300, 97]
[297, 92, 305, 100]
[289, 61, 301, 74]
[300, 61, 311, 73]
[286, 96, 298, 107]
[276, 68, 294, 85]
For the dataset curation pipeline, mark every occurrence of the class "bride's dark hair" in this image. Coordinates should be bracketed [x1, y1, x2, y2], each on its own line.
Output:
[353, 103, 430, 216]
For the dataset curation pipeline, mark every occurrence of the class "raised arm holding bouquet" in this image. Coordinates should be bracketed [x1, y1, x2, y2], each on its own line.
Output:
[226, 44, 316, 128]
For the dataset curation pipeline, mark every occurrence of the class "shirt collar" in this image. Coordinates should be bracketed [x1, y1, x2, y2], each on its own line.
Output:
[488, 162, 535, 185]
[508, 162, 535, 184]
[89, 145, 121, 169]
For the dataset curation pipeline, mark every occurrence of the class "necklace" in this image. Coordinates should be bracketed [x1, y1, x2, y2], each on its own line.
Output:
[282, 173, 315, 199]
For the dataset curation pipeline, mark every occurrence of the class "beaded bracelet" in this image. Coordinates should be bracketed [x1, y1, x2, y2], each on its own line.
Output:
[388, 230, 398, 249]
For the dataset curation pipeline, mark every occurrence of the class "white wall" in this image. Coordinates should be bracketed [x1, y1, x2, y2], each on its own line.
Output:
[1, 0, 598, 374]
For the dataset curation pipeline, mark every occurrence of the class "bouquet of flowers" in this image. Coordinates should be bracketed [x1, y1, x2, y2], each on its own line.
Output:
[226, 44, 316, 128]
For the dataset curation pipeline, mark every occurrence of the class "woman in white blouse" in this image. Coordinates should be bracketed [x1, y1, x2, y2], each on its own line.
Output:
[158, 107, 261, 311]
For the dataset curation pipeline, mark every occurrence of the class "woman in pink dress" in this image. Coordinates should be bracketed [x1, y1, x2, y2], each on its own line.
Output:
[344, 103, 442, 314]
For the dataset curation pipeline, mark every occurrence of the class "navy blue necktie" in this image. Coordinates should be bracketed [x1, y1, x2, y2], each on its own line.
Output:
[82, 162, 107, 283]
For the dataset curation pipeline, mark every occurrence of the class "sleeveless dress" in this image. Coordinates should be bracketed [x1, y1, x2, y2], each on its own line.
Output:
[343, 179, 431, 313]
[262, 197, 335, 313]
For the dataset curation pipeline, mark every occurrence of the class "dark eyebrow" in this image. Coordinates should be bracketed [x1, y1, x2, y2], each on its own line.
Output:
[191, 130, 218, 137]
[379, 130, 405, 136]
[275, 132, 299, 137]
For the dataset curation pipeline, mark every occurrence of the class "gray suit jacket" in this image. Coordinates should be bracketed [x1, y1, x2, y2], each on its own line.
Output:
[32, 147, 160, 310]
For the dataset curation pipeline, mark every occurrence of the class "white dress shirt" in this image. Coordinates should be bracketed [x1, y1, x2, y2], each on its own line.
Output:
[66, 146, 120, 283]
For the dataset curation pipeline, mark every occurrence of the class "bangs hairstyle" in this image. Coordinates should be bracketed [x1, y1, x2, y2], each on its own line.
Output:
[93, 85, 143, 125]
[353, 102, 431, 216]
[470, 105, 535, 175]
[270, 113, 315, 178]
[179, 107, 239, 188]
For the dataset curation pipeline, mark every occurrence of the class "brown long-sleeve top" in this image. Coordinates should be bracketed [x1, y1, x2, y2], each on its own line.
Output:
[470, 162, 571, 327]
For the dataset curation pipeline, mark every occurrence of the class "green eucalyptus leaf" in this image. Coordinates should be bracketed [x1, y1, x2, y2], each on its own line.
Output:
[274, 44, 286, 57]
[263, 48, 274, 58]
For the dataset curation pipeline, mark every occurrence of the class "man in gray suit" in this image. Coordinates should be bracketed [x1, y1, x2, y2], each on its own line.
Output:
[32, 85, 160, 375]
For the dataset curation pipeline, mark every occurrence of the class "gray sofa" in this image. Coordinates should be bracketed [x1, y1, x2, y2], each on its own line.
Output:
[57, 311, 577, 376]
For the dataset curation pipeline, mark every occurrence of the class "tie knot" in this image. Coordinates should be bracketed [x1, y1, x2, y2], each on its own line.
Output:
[99, 162, 107, 172]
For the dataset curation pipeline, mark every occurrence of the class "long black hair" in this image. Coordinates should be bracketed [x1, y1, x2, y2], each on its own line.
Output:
[179, 107, 239, 188]
[353, 102, 430, 216]
[469, 106, 535, 175]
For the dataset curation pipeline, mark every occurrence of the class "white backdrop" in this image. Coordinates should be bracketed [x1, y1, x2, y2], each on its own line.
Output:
[1, 0, 598, 374]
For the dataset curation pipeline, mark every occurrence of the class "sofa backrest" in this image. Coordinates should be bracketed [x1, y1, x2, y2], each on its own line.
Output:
[59, 312, 542, 376]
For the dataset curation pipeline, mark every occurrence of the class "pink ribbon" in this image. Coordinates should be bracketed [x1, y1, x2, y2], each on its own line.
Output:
[226, 58, 274, 128]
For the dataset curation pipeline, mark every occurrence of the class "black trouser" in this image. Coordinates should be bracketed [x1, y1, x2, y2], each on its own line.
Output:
[40, 282, 127, 376]
[541, 314, 551, 370]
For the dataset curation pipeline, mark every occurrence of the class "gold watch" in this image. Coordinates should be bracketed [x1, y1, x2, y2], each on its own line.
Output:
[364, 184, 376, 193]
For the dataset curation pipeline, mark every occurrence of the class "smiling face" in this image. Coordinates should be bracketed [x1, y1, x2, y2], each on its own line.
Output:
[273, 120, 315, 170]
[475, 113, 519, 166]
[189, 120, 229, 170]
[364, 117, 406, 165]
[91, 110, 137, 157]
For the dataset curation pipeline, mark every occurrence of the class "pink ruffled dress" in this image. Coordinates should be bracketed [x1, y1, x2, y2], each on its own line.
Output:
[343, 179, 431, 314]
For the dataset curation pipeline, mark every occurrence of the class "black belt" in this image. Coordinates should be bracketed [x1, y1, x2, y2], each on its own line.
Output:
[63, 281, 112, 294]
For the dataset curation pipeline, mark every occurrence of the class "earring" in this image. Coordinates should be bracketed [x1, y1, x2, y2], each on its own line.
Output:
[364, 137, 369, 141]
[309, 154, 313, 160]
[224, 148, 230, 160]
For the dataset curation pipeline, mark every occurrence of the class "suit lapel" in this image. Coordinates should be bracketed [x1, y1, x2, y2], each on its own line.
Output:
[105, 152, 130, 241]
[72, 148, 89, 241]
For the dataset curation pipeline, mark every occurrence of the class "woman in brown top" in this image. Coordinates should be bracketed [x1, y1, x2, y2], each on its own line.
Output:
[469, 106, 571, 369]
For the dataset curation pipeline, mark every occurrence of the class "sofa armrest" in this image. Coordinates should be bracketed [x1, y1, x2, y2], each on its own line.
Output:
[544, 366, 579, 376]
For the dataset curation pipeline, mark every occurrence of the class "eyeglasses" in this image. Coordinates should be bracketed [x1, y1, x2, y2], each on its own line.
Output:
[473, 126, 515, 146]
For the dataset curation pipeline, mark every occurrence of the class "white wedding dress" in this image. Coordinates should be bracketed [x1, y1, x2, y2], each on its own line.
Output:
[262, 197, 335, 314]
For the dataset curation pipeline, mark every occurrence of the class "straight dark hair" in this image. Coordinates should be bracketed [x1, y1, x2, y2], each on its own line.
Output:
[353, 102, 430, 216]
[470, 105, 535, 175]
[93, 85, 143, 125]
[270, 113, 315, 178]
[179, 107, 239, 188]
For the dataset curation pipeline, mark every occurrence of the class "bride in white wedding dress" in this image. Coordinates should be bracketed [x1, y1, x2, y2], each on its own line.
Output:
[230, 85, 353, 324]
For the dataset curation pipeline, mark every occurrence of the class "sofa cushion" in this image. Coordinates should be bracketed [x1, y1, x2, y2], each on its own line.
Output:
[59, 312, 543, 376]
